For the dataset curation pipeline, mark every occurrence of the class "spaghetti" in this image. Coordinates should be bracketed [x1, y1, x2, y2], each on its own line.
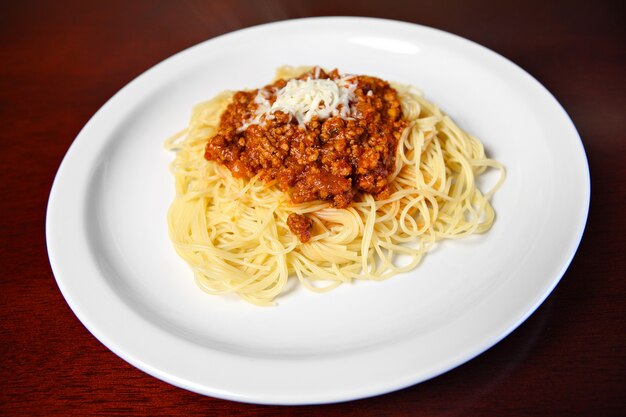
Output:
[166, 66, 505, 305]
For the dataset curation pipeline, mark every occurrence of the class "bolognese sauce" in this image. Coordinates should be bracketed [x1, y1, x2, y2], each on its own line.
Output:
[204, 67, 407, 241]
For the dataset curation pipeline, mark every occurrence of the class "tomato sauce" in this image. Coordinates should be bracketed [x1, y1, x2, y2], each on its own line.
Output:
[205, 68, 407, 241]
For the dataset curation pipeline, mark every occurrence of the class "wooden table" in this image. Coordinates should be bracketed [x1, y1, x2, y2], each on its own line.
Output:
[2, 1, 624, 415]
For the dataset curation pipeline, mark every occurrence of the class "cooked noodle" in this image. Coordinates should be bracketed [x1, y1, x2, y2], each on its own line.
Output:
[166, 67, 505, 305]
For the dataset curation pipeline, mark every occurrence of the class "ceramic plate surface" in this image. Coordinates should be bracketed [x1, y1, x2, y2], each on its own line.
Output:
[46, 17, 589, 404]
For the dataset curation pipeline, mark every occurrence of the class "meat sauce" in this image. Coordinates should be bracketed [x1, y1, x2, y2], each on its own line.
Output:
[205, 68, 407, 242]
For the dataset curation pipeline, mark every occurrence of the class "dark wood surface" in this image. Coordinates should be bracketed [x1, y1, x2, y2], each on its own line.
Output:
[1, 0, 624, 415]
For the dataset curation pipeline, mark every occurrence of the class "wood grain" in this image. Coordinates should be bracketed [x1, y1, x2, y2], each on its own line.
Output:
[1, 0, 624, 415]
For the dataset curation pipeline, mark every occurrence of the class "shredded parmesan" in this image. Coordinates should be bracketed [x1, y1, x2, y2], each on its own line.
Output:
[240, 70, 357, 130]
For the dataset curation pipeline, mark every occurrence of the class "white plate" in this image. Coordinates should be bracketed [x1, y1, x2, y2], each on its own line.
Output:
[46, 17, 589, 405]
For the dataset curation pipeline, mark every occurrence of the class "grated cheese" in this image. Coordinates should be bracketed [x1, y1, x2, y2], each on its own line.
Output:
[240, 70, 357, 130]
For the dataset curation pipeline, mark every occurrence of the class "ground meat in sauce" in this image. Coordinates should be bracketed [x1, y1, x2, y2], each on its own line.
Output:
[286, 213, 313, 243]
[205, 68, 407, 241]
